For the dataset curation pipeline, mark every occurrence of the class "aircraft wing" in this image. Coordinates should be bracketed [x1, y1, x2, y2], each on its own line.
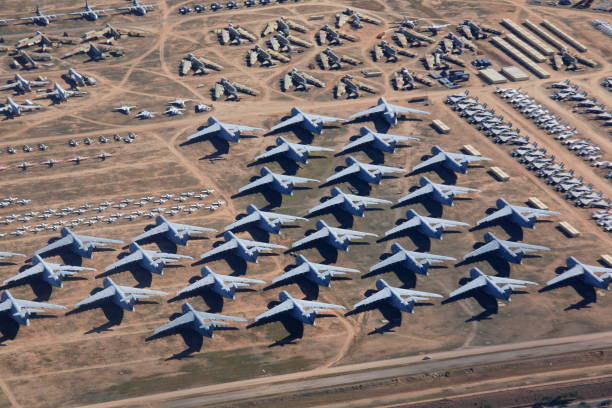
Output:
[76, 233, 123, 245]
[34, 235, 74, 255]
[240, 238, 286, 251]
[176, 275, 215, 295]
[224, 212, 261, 231]
[297, 298, 345, 311]
[154, 312, 194, 335]
[427, 217, 469, 229]
[278, 174, 319, 185]
[19, 103, 41, 111]
[15, 299, 65, 310]
[332, 226, 377, 239]
[385, 217, 421, 236]
[394, 287, 443, 298]
[195, 310, 247, 322]
[355, 195, 392, 206]
[354, 287, 391, 308]
[546, 265, 584, 287]
[369, 251, 406, 271]
[168, 222, 216, 234]
[397, 184, 433, 203]
[119, 286, 167, 295]
[75, 286, 115, 308]
[272, 263, 310, 284]
[463, 241, 500, 259]
[186, 123, 221, 141]
[307, 195, 345, 214]
[504, 241, 550, 252]
[270, 114, 304, 132]
[238, 174, 274, 193]
[490, 276, 537, 286]
[340, 134, 374, 152]
[291, 228, 330, 248]
[325, 164, 359, 183]
[200, 240, 239, 259]
[224, 123, 262, 133]
[3, 263, 44, 285]
[449, 152, 492, 163]
[132, 223, 169, 242]
[0, 300, 11, 313]
[0, 83, 18, 91]
[517, 207, 559, 217]
[476, 206, 513, 225]
[368, 163, 405, 174]
[349, 104, 385, 119]
[390, 104, 430, 115]
[104, 251, 143, 271]
[448, 276, 486, 298]
[254, 143, 289, 161]
[411, 153, 446, 172]
[305, 113, 344, 124]
[255, 300, 294, 321]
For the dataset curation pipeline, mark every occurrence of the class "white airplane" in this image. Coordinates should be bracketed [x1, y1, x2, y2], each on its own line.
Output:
[254, 136, 334, 164]
[385, 209, 469, 239]
[369, 243, 456, 276]
[36, 82, 87, 103]
[271, 107, 344, 135]
[113, 105, 136, 115]
[186, 117, 262, 144]
[118, 0, 158, 16]
[35, 227, 123, 259]
[397, 176, 479, 206]
[476, 198, 559, 229]
[104, 242, 192, 275]
[153, 303, 247, 338]
[546, 257, 612, 289]
[200, 231, 287, 263]
[253, 290, 345, 325]
[412, 146, 492, 175]
[325, 156, 405, 185]
[0, 251, 25, 261]
[175, 266, 265, 299]
[67, 68, 89, 87]
[307, 187, 391, 217]
[224, 204, 306, 234]
[0, 291, 65, 326]
[238, 166, 319, 196]
[132, 215, 216, 246]
[291, 220, 377, 251]
[0, 97, 42, 117]
[3, 254, 95, 288]
[353, 279, 442, 313]
[0, 74, 48, 93]
[449, 267, 538, 301]
[272, 254, 359, 287]
[75, 277, 167, 311]
[340, 126, 420, 154]
[463, 232, 550, 264]
[348, 97, 429, 126]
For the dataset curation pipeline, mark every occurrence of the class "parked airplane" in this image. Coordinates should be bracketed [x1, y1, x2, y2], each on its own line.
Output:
[19, 6, 64, 26]
[252, 290, 344, 325]
[186, 117, 262, 144]
[271, 107, 343, 135]
[325, 156, 405, 185]
[349, 97, 429, 126]
[176, 266, 265, 299]
[254, 136, 334, 163]
[0, 97, 42, 117]
[546, 257, 612, 289]
[476, 198, 559, 229]
[0, 74, 48, 93]
[35, 227, 123, 258]
[36, 82, 87, 103]
[0, 291, 65, 326]
[0, 251, 25, 261]
[153, 303, 247, 338]
[67, 68, 93, 87]
[74, 277, 167, 311]
[69, 0, 116, 21]
[291, 219, 377, 251]
[224, 204, 306, 234]
[369, 243, 456, 276]
[397, 176, 479, 206]
[200, 231, 286, 263]
[238, 166, 319, 196]
[104, 242, 192, 275]
[339, 126, 420, 154]
[118, 0, 158, 16]
[448, 267, 537, 301]
[385, 209, 469, 239]
[272, 254, 359, 287]
[132, 215, 216, 246]
[307, 187, 391, 217]
[112, 104, 136, 115]
[353, 279, 442, 313]
[411, 146, 492, 174]
[3, 254, 95, 288]
[463, 232, 550, 264]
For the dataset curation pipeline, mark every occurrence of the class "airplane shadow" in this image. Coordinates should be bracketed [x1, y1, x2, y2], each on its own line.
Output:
[264, 118, 340, 144]
[248, 155, 302, 175]
[192, 243, 253, 276]
[319, 169, 377, 197]
[306, 202, 357, 229]
[376, 224, 432, 252]
[405, 155, 458, 185]
[133, 228, 180, 254]
[95, 261, 154, 288]
[286, 229, 346, 264]
[0, 315, 20, 345]
[468, 207, 524, 241]
[442, 277, 500, 321]
[391, 186, 445, 218]
[454, 242, 512, 277]
[220, 214, 271, 243]
[335, 139, 387, 165]
[231, 181, 290, 210]
[343, 116, 393, 133]
[539, 266, 597, 311]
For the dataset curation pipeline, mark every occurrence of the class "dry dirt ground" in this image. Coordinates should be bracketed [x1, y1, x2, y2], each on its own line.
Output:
[0, 0, 610, 406]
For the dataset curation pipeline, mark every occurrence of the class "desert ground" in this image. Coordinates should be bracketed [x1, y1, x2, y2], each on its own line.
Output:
[0, 0, 610, 406]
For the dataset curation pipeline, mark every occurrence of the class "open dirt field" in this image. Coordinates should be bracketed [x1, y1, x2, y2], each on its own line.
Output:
[0, 0, 610, 406]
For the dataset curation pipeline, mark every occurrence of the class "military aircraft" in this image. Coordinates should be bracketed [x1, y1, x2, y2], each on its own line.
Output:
[14, 31, 77, 49]
[291, 219, 376, 251]
[282, 67, 325, 91]
[448, 267, 537, 301]
[4, 254, 94, 288]
[369, 242, 456, 276]
[397, 176, 479, 206]
[82, 23, 145, 41]
[238, 166, 319, 196]
[353, 279, 442, 313]
[118, 0, 158, 16]
[186, 117, 262, 144]
[176, 266, 265, 299]
[104, 242, 192, 275]
[411, 146, 492, 174]
[216, 23, 257, 45]
[69, 0, 116, 21]
[463, 232, 550, 264]
[0, 291, 65, 326]
[476, 198, 559, 229]
[18, 6, 64, 26]
[340, 126, 419, 154]
[270, 107, 343, 135]
[132, 215, 216, 246]
[113, 104, 136, 114]
[261, 17, 308, 37]
[74, 277, 167, 311]
[63, 43, 124, 61]
[545, 257, 612, 289]
[335, 8, 381, 29]
[35, 82, 87, 103]
[0, 74, 49, 93]
[316, 24, 358, 46]
[67, 68, 95, 87]
[348, 97, 429, 126]
[254, 136, 333, 163]
[247, 45, 290, 67]
[0, 97, 42, 117]
[420, 23, 450, 35]
[35, 227, 123, 259]
[252, 290, 344, 325]
[325, 156, 405, 185]
[385, 209, 469, 239]
[153, 303, 247, 338]
[224, 204, 306, 234]
[319, 48, 361, 70]
[200, 231, 286, 263]
[213, 77, 258, 101]
[307, 187, 391, 217]
[179, 53, 223, 76]
[272, 254, 359, 287]
[0, 251, 25, 261]
[335, 75, 376, 99]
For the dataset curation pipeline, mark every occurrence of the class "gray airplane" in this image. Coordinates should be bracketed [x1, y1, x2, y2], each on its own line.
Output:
[36, 82, 87, 103]
[254, 137, 334, 164]
[186, 117, 262, 144]
[112, 104, 136, 115]
[384, 209, 469, 239]
[68, 0, 116, 21]
[546, 257, 612, 289]
[352, 279, 442, 313]
[272, 254, 359, 287]
[3, 254, 95, 288]
[18, 6, 64, 26]
[67, 68, 94, 87]
[35, 227, 123, 259]
[476, 198, 559, 229]
[325, 156, 405, 185]
[463, 232, 550, 264]
[307, 187, 391, 217]
[75, 277, 167, 311]
[339, 126, 420, 154]
[271, 107, 344, 135]
[448, 267, 537, 301]
[291, 220, 377, 251]
[0, 291, 65, 326]
[0, 97, 42, 117]
[238, 167, 319, 196]
[0, 74, 49, 93]
[411, 146, 492, 174]
[224, 204, 306, 234]
[132, 215, 216, 246]
[104, 242, 192, 275]
[200, 231, 286, 263]
[348, 97, 429, 126]
[0, 251, 25, 261]
[369, 243, 456, 276]
[252, 290, 344, 325]
[153, 303, 247, 338]
[175, 266, 265, 299]
[397, 176, 479, 206]
[118, 0, 158, 16]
